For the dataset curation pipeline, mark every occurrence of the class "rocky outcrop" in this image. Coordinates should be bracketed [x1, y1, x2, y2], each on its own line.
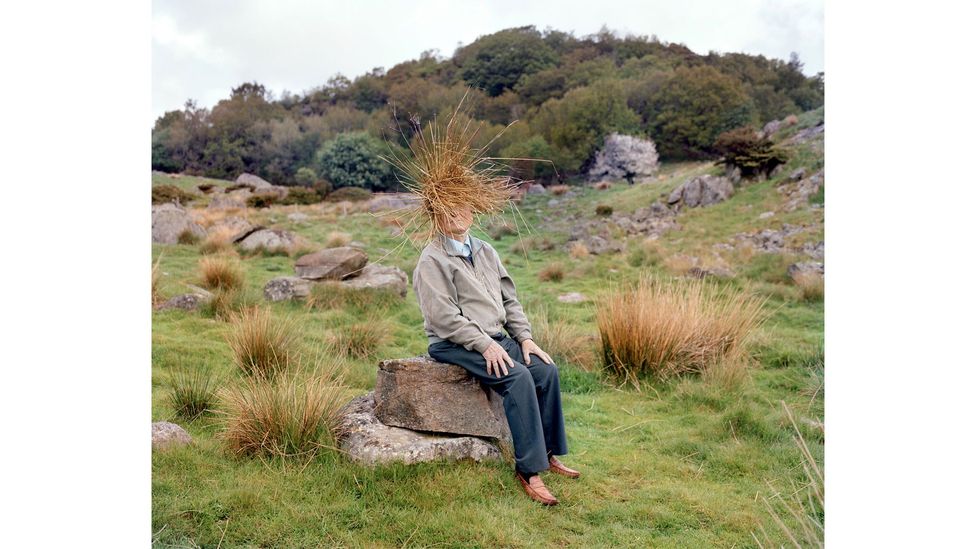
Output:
[152, 421, 192, 450]
[238, 228, 302, 253]
[587, 133, 660, 183]
[366, 193, 420, 212]
[294, 247, 368, 280]
[235, 173, 273, 189]
[667, 175, 735, 209]
[373, 356, 511, 439]
[342, 264, 408, 297]
[263, 276, 312, 302]
[335, 392, 507, 467]
[152, 203, 206, 244]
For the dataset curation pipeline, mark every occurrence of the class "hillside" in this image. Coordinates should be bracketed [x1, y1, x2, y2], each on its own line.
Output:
[151, 106, 824, 546]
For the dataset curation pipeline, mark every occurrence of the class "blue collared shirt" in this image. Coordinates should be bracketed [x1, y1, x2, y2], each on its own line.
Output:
[444, 233, 473, 259]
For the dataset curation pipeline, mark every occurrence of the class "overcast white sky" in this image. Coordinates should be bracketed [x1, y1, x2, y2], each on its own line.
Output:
[152, 0, 823, 123]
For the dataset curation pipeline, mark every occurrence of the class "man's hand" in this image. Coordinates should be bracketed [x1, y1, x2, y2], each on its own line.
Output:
[482, 341, 515, 378]
[521, 339, 555, 365]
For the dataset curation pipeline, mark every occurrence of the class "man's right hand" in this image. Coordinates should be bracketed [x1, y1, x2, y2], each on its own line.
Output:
[482, 341, 515, 378]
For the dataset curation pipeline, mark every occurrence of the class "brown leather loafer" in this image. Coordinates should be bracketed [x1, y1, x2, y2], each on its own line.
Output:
[548, 455, 581, 478]
[515, 471, 559, 506]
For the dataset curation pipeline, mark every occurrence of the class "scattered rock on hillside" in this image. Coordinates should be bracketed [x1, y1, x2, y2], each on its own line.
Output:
[235, 173, 272, 189]
[778, 169, 823, 212]
[206, 216, 260, 242]
[578, 235, 624, 255]
[342, 263, 408, 298]
[287, 212, 309, 222]
[759, 211, 776, 220]
[788, 261, 825, 282]
[762, 119, 783, 138]
[732, 223, 810, 254]
[373, 356, 512, 439]
[609, 201, 680, 238]
[799, 241, 825, 261]
[790, 168, 807, 181]
[294, 246, 368, 280]
[785, 122, 825, 145]
[152, 203, 206, 244]
[155, 291, 211, 311]
[557, 292, 586, 303]
[526, 183, 547, 195]
[667, 174, 735, 209]
[238, 228, 302, 253]
[263, 276, 312, 302]
[366, 193, 420, 212]
[152, 421, 192, 450]
[335, 391, 506, 467]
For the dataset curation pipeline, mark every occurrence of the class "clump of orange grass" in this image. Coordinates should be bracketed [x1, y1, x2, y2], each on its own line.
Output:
[218, 352, 348, 460]
[596, 272, 770, 387]
[792, 271, 824, 302]
[225, 307, 300, 379]
[377, 89, 526, 252]
[199, 256, 244, 291]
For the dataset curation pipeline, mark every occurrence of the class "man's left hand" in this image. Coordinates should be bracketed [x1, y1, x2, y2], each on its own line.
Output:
[520, 339, 555, 365]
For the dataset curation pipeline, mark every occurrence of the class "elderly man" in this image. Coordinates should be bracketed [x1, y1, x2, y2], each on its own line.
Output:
[412, 204, 581, 506]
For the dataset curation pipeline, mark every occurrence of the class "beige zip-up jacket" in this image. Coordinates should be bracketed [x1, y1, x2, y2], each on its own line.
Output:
[412, 232, 533, 354]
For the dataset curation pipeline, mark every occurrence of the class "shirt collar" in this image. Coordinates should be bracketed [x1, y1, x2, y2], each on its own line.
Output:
[440, 232, 475, 256]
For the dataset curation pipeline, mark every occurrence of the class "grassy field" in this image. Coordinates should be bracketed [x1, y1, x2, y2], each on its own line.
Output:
[152, 114, 824, 547]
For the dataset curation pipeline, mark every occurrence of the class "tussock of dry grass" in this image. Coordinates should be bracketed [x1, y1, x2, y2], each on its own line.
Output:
[225, 307, 300, 378]
[330, 316, 390, 359]
[549, 184, 570, 196]
[199, 256, 245, 291]
[325, 231, 352, 248]
[177, 228, 201, 245]
[199, 227, 237, 255]
[169, 367, 218, 420]
[792, 271, 824, 301]
[569, 242, 589, 259]
[538, 262, 565, 282]
[218, 356, 348, 460]
[533, 307, 598, 371]
[663, 254, 699, 275]
[596, 273, 769, 386]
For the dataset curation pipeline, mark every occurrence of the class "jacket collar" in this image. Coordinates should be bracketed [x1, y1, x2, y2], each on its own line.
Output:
[437, 232, 483, 257]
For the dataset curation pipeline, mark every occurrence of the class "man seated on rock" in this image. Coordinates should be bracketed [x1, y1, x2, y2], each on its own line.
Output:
[412, 204, 581, 506]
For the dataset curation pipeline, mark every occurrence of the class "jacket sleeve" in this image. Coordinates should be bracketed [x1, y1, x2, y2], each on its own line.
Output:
[413, 257, 495, 354]
[495, 251, 533, 344]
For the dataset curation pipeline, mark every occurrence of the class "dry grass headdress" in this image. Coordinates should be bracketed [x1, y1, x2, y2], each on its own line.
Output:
[377, 89, 530, 253]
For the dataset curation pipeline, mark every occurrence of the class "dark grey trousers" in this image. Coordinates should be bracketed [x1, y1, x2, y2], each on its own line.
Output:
[427, 331, 569, 476]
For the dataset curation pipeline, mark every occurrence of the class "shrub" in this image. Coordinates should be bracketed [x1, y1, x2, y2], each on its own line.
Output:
[199, 256, 245, 291]
[713, 127, 789, 179]
[596, 273, 769, 386]
[313, 179, 334, 198]
[538, 262, 565, 282]
[330, 317, 390, 359]
[294, 167, 317, 186]
[593, 181, 612, 190]
[325, 186, 372, 202]
[549, 184, 570, 196]
[152, 184, 194, 205]
[280, 186, 321, 205]
[169, 367, 218, 420]
[246, 194, 278, 209]
[218, 358, 348, 460]
[316, 132, 395, 191]
[595, 204, 613, 216]
[225, 307, 300, 378]
[176, 228, 201, 245]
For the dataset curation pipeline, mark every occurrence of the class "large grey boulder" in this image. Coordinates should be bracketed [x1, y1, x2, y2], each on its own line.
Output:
[294, 246, 368, 280]
[155, 292, 209, 311]
[788, 261, 825, 281]
[207, 216, 260, 243]
[336, 392, 507, 467]
[263, 276, 311, 302]
[238, 228, 301, 253]
[667, 175, 735, 209]
[152, 203, 206, 244]
[373, 356, 511, 440]
[588, 133, 660, 183]
[342, 263, 408, 298]
[366, 193, 420, 213]
[235, 173, 272, 189]
[152, 421, 192, 450]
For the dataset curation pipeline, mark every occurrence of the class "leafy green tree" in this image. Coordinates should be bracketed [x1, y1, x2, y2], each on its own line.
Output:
[645, 66, 758, 160]
[294, 167, 317, 186]
[315, 132, 395, 191]
[531, 80, 641, 174]
[456, 26, 558, 96]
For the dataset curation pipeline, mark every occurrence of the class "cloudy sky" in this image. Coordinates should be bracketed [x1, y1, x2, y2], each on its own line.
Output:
[152, 0, 823, 123]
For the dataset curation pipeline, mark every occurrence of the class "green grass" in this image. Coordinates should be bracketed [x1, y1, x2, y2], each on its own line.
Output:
[153, 141, 824, 546]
